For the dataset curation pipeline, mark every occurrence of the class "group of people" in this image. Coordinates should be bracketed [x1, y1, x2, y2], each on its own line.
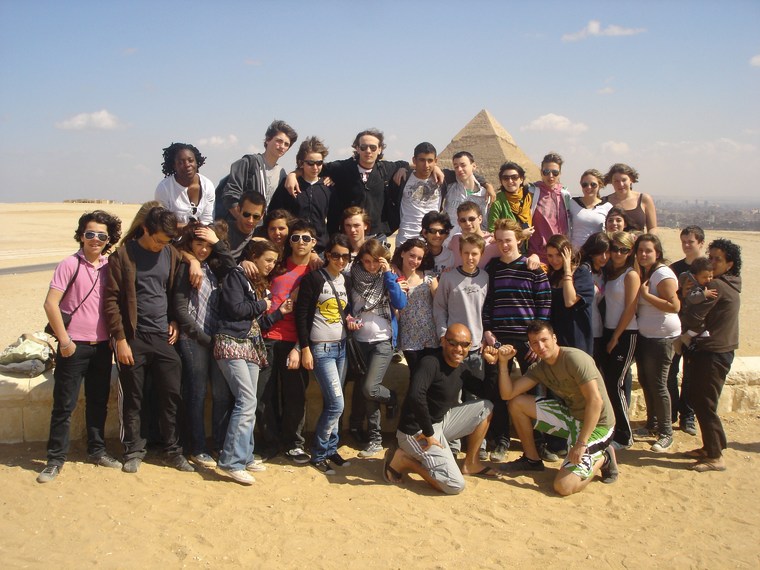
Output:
[37, 120, 742, 496]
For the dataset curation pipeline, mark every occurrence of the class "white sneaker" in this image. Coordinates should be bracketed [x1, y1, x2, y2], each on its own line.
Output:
[246, 459, 267, 472]
[224, 469, 255, 485]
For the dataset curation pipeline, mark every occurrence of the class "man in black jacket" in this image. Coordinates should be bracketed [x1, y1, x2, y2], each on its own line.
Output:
[382, 323, 500, 494]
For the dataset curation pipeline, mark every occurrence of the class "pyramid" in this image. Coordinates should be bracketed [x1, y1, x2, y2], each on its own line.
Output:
[436, 109, 541, 186]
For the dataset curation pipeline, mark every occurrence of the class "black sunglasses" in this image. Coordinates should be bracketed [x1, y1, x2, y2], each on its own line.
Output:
[290, 234, 314, 244]
[444, 337, 471, 349]
[358, 144, 378, 152]
[327, 252, 351, 262]
[241, 211, 262, 220]
[610, 245, 631, 254]
[500, 174, 521, 182]
[542, 169, 560, 177]
[303, 160, 324, 167]
[581, 182, 599, 189]
[425, 228, 450, 236]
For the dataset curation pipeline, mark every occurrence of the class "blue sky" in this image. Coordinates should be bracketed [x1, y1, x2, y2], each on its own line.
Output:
[1, 0, 758, 204]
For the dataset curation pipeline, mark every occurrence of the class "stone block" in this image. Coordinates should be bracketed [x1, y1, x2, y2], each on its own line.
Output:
[0, 375, 30, 404]
[23, 403, 53, 442]
[0, 407, 23, 443]
[27, 372, 57, 402]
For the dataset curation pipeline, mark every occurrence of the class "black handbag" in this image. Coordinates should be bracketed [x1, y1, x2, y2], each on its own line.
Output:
[320, 270, 367, 377]
[44, 258, 99, 339]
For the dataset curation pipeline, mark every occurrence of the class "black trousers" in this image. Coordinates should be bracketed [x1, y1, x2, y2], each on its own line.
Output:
[271, 340, 309, 450]
[46, 341, 113, 467]
[117, 332, 183, 461]
[684, 350, 734, 459]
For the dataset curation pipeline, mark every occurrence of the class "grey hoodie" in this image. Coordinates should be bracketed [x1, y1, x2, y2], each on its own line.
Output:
[691, 274, 741, 353]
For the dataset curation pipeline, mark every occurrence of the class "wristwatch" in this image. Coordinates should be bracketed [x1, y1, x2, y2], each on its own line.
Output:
[493, 342, 502, 349]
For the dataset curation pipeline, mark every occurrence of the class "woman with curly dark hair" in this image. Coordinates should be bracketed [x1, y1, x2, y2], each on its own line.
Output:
[38, 210, 123, 483]
[682, 239, 742, 472]
[155, 142, 215, 225]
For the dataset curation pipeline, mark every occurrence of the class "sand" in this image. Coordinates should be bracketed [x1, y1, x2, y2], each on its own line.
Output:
[1, 203, 759, 568]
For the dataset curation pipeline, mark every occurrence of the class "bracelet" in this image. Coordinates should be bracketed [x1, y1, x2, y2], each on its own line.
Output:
[576, 441, 588, 447]
[562, 276, 573, 281]
[60, 339, 73, 350]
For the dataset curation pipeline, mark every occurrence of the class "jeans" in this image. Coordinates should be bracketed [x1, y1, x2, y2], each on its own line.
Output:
[177, 337, 214, 456]
[210, 358, 233, 454]
[46, 341, 112, 467]
[216, 358, 259, 471]
[118, 332, 183, 461]
[351, 339, 394, 444]
[311, 340, 347, 462]
[667, 353, 695, 424]
[635, 335, 674, 437]
[684, 350, 733, 458]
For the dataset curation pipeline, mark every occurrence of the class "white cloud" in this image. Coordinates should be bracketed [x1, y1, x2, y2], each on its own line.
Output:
[246, 144, 263, 154]
[597, 86, 615, 95]
[198, 134, 239, 148]
[563, 20, 645, 42]
[520, 113, 588, 135]
[750, 54, 760, 67]
[601, 141, 630, 155]
[55, 109, 124, 130]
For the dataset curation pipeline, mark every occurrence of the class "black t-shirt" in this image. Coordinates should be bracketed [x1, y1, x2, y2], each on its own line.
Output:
[129, 240, 170, 335]
[670, 258, 691, 300]
[398, 353, 485, 437]
[228, 223, 254, 262]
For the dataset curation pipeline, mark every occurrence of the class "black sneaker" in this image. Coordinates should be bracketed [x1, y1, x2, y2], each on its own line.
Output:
[328, 453, 351, 467]
[601, 448, 619, 484]
[539, 445, 561, 462]
[164, 454, 195, 472]
[358, 441, 383, 458]
[284, 448, 310, 464]
[682, 421, 697, 436]
[311, 460, 336, 475]
[88, 453, 123, 469]
[500, 454, 545, 473]
[37, 465, 60, 483]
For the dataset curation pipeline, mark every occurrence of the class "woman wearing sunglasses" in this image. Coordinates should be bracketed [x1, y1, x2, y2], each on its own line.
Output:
[348, 238, 408, 458]
[155, 142, 215, 226]
[526, 152, 572, 264]
[604, 163, 657, 234]
[600, 231, 640, 449]
[569, 169, 613, 249]
[38, 210, 123, 483]
[295, 234, 355, 475]
[269, 137, 331, 253]
[261, 219, 317, 464]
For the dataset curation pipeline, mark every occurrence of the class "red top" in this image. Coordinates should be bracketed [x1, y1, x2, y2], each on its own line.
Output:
[265, 258, 310, 341]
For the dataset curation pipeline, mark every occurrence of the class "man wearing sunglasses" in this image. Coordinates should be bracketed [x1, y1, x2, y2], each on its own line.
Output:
[226, 191, 266, 266]
[215, 119, 298, 223]
[269, 136, 331, 253]
[383, 323, 502, 494]
[263, 220, 317, 464]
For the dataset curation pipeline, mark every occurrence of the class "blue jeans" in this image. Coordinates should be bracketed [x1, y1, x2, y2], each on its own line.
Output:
[352, 339, 394, 444]
[210, 359, 233, 454]
[177, 338, 213, 456]
[216, 358, 259, 471]
[311, 340, 347, 462]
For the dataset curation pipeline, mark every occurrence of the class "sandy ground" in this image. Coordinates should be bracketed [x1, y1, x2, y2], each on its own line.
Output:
[1, 203, 759, 568]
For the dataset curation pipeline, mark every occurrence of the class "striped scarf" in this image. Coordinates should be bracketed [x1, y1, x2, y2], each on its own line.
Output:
[350, 263, 392, 323]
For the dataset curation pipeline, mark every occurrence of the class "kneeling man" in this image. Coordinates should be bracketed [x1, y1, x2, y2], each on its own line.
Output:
[383, 323, 498, 494]
[498, 320, 617, 495]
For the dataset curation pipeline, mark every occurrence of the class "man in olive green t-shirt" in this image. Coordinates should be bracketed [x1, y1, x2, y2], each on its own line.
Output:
[495, 320, 618, 496]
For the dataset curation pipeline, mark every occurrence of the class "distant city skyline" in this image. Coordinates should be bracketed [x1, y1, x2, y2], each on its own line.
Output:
[1, 1, 758, 203]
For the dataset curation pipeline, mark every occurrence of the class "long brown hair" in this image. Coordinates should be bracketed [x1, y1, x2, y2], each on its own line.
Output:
[546, 234, 579, 287]
[243, 239, 281, 296]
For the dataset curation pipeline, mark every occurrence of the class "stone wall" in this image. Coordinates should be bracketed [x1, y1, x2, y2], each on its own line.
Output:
[2, 358, 759, 444]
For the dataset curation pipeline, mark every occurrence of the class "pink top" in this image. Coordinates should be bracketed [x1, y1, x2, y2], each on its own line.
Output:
[50, 251, 110, 342]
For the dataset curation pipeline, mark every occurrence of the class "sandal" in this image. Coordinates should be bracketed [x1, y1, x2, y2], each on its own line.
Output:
[682, 448, 708, 459]
[690, 460, 726, 472]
